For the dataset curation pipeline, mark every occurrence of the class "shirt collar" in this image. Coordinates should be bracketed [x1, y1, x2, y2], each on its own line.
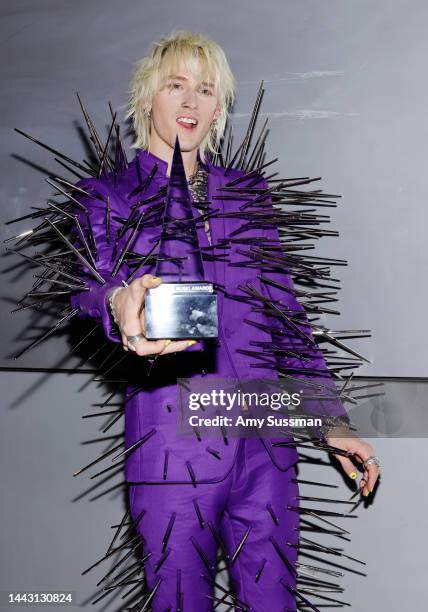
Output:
[135, 147, 212, 179]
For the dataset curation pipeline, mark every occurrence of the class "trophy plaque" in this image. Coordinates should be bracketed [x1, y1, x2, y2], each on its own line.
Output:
[144, 136, 218, 340]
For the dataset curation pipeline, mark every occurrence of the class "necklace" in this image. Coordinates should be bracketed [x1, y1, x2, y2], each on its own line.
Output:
[188, 162, 207, 197]
[187, 162, 211, 244]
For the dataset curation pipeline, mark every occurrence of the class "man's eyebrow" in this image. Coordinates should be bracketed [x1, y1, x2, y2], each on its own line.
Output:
[166, 74, 215, 87]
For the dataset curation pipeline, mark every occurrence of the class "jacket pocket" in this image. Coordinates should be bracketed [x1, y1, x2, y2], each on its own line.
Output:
[124, 405, 240, 484]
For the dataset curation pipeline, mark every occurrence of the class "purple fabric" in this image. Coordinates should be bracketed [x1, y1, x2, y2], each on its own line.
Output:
[70, 148, 349, 483]
[128, 437, 299, 611]
[69, 148, 349, 609]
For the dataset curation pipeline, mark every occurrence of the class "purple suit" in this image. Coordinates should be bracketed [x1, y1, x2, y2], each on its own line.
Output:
[70, 148, 348, 611]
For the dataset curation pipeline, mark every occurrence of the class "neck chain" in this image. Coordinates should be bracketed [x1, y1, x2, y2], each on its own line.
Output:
[187, 161, 209, 203]
[187, 161, 211, 244]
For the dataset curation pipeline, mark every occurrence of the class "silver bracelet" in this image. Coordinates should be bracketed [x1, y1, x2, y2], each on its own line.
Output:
[107, 281, 129, 325]
[319, 415, 350, 439]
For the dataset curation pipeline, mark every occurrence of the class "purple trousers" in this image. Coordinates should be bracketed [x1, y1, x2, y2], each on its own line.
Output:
[128, 437, 300, 611]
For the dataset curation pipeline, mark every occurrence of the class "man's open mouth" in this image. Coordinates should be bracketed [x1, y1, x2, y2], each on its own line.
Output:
[176, 116, 198, 130]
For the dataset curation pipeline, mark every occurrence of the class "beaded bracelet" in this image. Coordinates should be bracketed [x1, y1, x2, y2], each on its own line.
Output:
[107, 281, 129, 326]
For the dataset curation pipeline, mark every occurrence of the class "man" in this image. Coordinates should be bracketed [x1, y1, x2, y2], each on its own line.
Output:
[70, 30, 379, 611]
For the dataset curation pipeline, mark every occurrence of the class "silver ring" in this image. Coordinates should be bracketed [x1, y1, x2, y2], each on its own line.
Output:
[363, 455, 381, 469]
[126, 333, 145, 348]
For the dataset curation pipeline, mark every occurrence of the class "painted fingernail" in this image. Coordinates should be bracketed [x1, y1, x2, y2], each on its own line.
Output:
[151, 276, 162, 282]
[349, 472, 357, 479]
[363, 489, 369, 497]
[187, 340, 197, 346]
[369, 487, 373, 493]
[164, 339, 172, 346]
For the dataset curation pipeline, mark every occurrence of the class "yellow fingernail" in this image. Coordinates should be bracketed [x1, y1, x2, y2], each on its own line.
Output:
[164, 339, 172, 346]
[369, 487, 373, 493]
[349, 472, 357, 479]
[187, 340, 197, 346]
[363, 489, 369, 497]
[151, 276, 161, 282]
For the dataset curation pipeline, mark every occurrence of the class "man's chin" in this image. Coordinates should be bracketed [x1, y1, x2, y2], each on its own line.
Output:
[171, 131, 206, 152]
[174, 141, 203, 153]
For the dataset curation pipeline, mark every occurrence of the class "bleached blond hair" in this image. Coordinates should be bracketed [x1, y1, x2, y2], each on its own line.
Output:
[125, 30, 236, 158]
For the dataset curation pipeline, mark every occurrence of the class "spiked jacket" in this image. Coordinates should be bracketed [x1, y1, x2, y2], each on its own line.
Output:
[69, 148, 350, 484]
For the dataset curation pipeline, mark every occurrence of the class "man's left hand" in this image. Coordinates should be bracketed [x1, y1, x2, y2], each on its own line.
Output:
[324, 427, 380, 497]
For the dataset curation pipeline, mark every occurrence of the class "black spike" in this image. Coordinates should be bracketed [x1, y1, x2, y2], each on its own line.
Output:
[176, 569, 183, 612]
[139, 576, 162, 611]
[230, 525, 252, 565]
[266, 503, 280, 526]
[45, 178, 88, 211]
[14, 127, 92, 175]
[73, 440, 125, 477]
[296, 587, 351, 607]
[186, 461, 197, 488]
[193, 499, 205, 530]
[289, 505, 358, 519]
[238, 81, 265, 169]
[13, 306, 80, 359]
[161, 512, 176, 553]
[76, 92, 104, 155]
[201, 574, 251, 610]
[163, 450, 169, 480]
[269, 535, 297, 578]
[300, 536, 366, 566]
[190, 537, 215, 575]
[281, 582, 320, 612]
[207, 521, 229, 563]
[111, 429, 157, 462]
[45, 217, 106, 284]
[254, 558, 266, 583]
[111, 210, 145, 277]
[154, 548, 171, 574]
[206, 447, 221, 460]
[97, 112, 117, 177]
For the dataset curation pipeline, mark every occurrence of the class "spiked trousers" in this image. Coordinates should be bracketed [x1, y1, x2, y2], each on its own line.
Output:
[128, 437, 300, 611]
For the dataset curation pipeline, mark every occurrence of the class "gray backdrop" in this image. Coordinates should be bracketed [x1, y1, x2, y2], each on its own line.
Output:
[1, 1, 427, 611]
[2, 371, 426, 611]
[2, 0, 427, 376]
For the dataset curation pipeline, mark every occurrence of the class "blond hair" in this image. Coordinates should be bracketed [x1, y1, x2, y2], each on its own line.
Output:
[125, 30, 235, 158]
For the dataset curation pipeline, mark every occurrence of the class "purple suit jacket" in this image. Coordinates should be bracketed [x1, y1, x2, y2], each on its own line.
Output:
[70, 149, 349, 484]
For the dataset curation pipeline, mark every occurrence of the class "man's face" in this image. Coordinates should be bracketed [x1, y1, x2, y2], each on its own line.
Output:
[149, 62, 221, 153]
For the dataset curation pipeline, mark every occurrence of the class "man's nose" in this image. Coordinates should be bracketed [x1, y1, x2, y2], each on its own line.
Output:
[181, 88, 198, 108]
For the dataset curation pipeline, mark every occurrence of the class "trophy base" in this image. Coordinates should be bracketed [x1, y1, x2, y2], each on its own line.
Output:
[144, 282, 218, 339]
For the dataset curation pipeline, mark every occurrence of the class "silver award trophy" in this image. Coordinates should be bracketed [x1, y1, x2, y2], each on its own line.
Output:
[144, 136, 218, 340]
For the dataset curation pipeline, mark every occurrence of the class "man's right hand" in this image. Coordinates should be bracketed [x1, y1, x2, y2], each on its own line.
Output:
[111, 274, 198, 356]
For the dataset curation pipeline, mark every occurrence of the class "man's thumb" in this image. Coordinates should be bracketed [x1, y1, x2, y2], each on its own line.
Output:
[139, 274, 162, 290]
